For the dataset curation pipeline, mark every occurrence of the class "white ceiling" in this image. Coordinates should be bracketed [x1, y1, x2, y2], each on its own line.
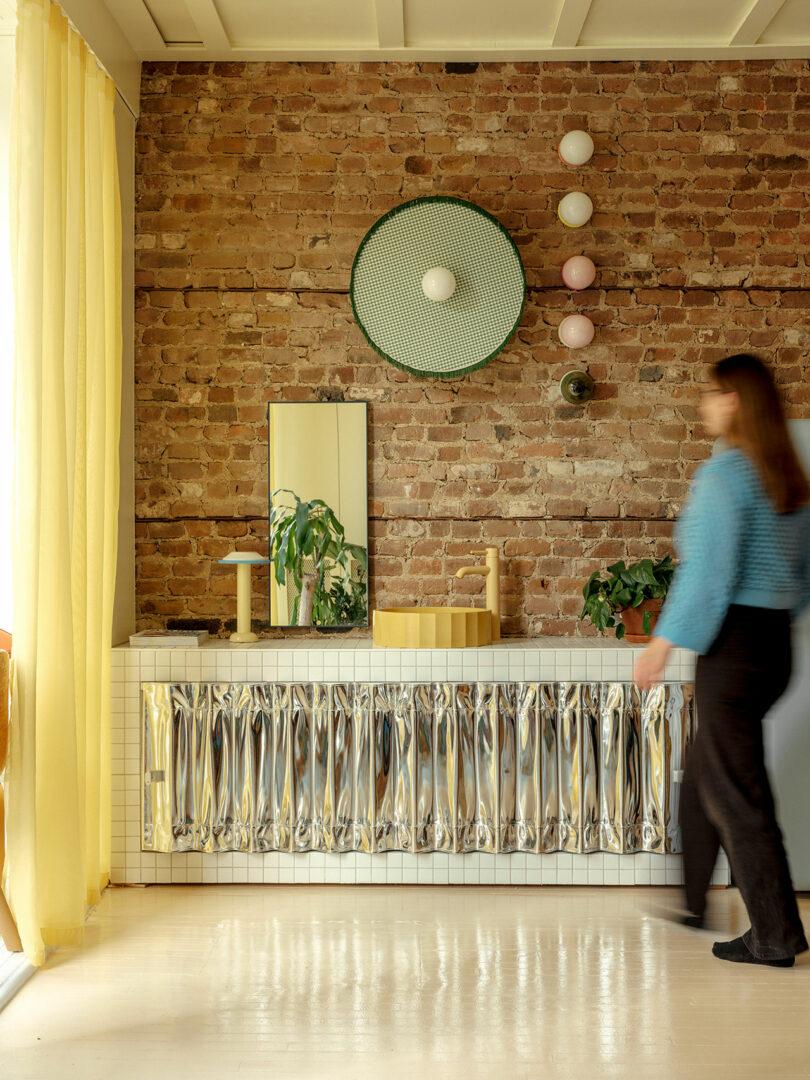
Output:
[103, 0, 810, 61]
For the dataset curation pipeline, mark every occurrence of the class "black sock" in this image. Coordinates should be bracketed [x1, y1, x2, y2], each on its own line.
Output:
[683, 914, 705, 929]
[712, 935, 794, 968]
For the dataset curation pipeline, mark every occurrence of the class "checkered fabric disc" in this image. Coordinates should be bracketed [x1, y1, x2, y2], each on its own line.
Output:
[350, 196, 526, 379]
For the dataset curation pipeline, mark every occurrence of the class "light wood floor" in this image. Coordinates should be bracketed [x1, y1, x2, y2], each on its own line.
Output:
[0, 884, 808, 1080]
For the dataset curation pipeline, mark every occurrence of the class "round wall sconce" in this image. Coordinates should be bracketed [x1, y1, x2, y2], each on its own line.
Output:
[350, 196, 526, 379]
[218, 551, 267, 643]
[421, 266, 457, 301]
[560, 369, 595, 404]
[561, 255, 596, 291]
[558, 314, 595, 348]
[558, 191, 594, 228]
[558, 130, 595, 167]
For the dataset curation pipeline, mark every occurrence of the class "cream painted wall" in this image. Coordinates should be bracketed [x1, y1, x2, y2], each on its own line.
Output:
[337, 406, 367, 548]
[270, 403, 367, 544]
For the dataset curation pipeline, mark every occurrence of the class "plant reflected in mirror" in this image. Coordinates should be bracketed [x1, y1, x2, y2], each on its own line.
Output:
[268, 401, 368, 628]
[268, 489, 368, 627]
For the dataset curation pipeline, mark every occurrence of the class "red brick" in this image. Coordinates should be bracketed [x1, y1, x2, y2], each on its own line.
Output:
[134, 59, 810, 636]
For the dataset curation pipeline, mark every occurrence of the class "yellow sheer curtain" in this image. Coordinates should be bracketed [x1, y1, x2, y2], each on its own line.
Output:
[3, 0, 122, 966]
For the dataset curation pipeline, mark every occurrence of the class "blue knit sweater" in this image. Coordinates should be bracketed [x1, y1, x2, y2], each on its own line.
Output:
[654, 447, 810, 654]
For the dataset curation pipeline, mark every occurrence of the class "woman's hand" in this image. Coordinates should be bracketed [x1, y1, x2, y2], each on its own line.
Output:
[632, 636, 673, 690]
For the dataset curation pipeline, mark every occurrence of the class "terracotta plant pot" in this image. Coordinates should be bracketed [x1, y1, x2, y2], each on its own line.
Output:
[619, 598, 663, 643]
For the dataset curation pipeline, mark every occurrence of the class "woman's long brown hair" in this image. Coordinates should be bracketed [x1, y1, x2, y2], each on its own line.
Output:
[713, 353, 810, 514]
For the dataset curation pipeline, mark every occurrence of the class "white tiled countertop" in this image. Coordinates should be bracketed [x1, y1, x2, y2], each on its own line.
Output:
[108, 637, 717, 887]
[116, 635, 670, 651]
[112, 637, 696, 684]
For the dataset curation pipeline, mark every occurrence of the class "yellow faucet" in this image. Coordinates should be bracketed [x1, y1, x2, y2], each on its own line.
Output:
[456, 547, 501, 642]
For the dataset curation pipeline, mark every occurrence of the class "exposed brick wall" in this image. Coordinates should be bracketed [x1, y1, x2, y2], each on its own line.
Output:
[134, 59, 810, 638]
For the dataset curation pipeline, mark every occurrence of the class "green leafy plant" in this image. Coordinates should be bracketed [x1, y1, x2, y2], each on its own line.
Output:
[269, 488, 368, 627]
[580, 556, 675, 639]
[327, 576, 368, 626]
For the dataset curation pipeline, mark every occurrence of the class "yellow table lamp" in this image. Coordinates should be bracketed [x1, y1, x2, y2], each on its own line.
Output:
[218, 552, 267, 643]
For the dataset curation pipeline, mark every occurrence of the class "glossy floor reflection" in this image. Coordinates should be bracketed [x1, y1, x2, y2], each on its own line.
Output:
[0, 885, 808, 1080]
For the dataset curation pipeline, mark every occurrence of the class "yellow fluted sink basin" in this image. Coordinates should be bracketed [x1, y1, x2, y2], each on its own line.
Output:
[372, 607, 492, 649]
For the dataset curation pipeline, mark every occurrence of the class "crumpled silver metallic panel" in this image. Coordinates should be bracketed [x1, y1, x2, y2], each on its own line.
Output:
[141, 682, 696, 855]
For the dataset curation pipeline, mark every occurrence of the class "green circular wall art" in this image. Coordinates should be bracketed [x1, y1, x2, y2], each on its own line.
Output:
[350, 196, 526, 379]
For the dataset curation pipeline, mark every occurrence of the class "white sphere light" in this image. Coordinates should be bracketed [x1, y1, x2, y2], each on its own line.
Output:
[558, 314, 595, 349]
[558, 130, 595, 167]
[421, 266, 456, 302]
[561, 255, 597, 291]
[558, 191, 594, 228]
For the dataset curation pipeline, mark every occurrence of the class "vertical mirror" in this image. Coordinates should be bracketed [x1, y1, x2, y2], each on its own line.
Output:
[267, 401, 369, 628]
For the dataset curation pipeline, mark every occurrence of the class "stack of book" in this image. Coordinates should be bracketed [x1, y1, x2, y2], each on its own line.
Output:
[128, 630, 209, 648]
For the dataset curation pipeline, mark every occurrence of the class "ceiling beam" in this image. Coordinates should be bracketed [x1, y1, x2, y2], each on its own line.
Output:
[136, 43, 810, 63]
[104, 0, 165, 56]
[728, 0, 786, 46]
[375, 0, 405, 49]
[551, 0, 593, 48]
[185, 0, 231, 51]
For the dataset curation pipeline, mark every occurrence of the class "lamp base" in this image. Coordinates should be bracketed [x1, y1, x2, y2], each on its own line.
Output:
[229, 631, 258, 643]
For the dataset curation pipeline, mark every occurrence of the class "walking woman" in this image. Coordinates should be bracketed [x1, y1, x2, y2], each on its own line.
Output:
[633, 353, 810, 968]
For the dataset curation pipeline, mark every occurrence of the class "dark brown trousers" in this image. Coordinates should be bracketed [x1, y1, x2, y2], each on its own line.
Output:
[680, 604, 808, 960]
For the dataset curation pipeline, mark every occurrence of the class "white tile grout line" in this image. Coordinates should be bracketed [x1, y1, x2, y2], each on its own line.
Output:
[111, 644, 720, 886]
